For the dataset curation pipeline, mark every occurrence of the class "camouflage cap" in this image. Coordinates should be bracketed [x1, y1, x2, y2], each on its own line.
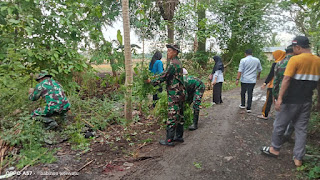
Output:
[166, 44, 181, 53]
[36, 71, 52, 81]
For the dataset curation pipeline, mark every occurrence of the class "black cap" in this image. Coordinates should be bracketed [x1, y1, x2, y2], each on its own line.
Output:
[291, 36, 310, 48]
[245, 49, 253, 55]
[285, 45, 293, 53]
[166, 44, 181, 53]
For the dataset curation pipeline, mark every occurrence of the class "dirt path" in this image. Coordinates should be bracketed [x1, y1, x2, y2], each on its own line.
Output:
[9, 81, 298, 180]
[120, 81, 297, 180]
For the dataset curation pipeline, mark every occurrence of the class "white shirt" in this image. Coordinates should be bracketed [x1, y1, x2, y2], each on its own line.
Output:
[238, 55, 262, 83]
[212, 70, 224, 83]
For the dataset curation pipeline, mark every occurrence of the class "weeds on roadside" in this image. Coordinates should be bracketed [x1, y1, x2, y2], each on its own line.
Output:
[153, 91, 194, 129]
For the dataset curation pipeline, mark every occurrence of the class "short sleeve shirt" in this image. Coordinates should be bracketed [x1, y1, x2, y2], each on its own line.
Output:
[283, 53, 320, 104]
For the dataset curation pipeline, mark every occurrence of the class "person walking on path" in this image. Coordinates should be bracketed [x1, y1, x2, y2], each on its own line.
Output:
[260, 36, 320, 167]
[272, 45, 295, 142]
[236, 49, 262, 113]
[29, 71, 71, 130]
[211, 56, 224, 105]
[149, 50, 164, 107]
[182, 68, 205, 131]
[146, 44, 185, 146]
[258, 50, 286, 120]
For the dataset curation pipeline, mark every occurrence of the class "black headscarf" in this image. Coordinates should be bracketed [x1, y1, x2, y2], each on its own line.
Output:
[149, 50, 162, 70]
[212, 56, 224, 74]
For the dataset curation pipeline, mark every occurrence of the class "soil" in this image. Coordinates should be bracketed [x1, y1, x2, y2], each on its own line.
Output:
[8, 80, 300, 180]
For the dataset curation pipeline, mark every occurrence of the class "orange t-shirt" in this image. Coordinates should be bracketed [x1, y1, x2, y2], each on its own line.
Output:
[283, 53, 320, 104]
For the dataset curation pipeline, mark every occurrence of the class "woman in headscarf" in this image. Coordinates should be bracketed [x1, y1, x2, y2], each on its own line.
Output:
[149, 50, 164, 107]
[258, 50, 286, 120]
[211, 56, 224, 105]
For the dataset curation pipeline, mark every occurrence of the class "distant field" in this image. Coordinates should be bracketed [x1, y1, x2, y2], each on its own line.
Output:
[92, 58, 167, 73]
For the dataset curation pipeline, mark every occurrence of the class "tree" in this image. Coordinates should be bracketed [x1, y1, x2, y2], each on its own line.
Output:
[157, 0, 179, 44]
[196, 0, 206, 54]
[122, 0, 133, 122]
[209, 0, 273, 71]
[279, 0, 320, 55]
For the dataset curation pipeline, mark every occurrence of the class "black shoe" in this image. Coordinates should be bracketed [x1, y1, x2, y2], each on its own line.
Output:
[189, 110, 199, 131]
[159, 127, 175, 146]
[188, 124, 197, 131]
[159, 139, 175, 146]
[172, 138, 184, 142]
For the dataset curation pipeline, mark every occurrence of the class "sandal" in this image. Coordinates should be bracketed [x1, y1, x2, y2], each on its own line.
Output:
[260, 146, 279, 158]
[293, 157, 302, 167]
[257, 115, 268, 120]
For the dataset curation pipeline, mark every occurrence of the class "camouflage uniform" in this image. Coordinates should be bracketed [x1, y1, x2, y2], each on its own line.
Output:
[152, 57, 185, 128]
[30, 78, 70, 129]
[183, 75, 205, 130]
[272, 54, 294, 141]
[184, 76, 205, 111]
[273, 55, 293, 99]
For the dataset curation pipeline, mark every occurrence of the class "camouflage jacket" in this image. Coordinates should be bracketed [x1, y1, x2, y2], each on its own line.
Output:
[184, 75, 205, 101]
[272, 55, 293, 99]
[152, 57, 185, 102]
[29, 78, 71, 113]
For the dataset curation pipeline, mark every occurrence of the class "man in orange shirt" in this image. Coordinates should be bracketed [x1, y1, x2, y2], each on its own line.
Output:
[260, 36, 320, 167]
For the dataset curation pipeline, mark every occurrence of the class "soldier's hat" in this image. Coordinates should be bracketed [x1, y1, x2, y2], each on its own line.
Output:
[166, 44, 181, 53]
[36, 71, 52, 81]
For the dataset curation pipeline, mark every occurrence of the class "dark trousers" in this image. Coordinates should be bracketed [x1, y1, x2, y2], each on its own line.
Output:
[213, 82, 223, 104]
[240, 83, 255, 110]
[262, 88, 273, 117]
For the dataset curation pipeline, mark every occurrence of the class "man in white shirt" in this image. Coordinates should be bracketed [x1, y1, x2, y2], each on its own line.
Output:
[236, 49, 262, 113]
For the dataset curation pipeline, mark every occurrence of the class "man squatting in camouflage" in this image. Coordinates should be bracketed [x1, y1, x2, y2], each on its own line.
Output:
[272, 45, 295, 142]
[182, 68, 205, 131]
[147, 44, 185, 146]
[29, 71, 71, 130]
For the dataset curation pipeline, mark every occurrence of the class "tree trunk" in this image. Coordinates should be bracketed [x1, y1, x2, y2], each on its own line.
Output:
[197, 0, 206, 53]
[167, 21, 175, 67]
[167, 20, 174, 44]
[122, 0, 133, 123]
[142, 37, 145, 66]
[110, 58, 118, 77]
[196, 0, 207, 67]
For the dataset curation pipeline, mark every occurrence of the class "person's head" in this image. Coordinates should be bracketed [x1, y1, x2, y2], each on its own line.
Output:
[166, 44, 180, 59]
[152, 50, 162, 61]
[213, 55, 222, 63]
[285, 45, 294, 55]
[245, 49, 253, 56]
[36, 71, 52, 82]
[150, 50, 162, 68]
[291, 36, 310, 55]
[272, 50, 286, 62]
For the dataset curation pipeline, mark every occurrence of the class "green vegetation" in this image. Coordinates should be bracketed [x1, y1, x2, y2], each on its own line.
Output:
[296, 112, 320, 179]
[0, 1, 319, 179]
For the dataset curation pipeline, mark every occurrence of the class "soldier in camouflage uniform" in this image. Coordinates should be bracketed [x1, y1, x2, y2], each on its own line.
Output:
[148, 44, 185, 146]
[273, 45, 294, 142]
[29, 71, 71, 130]
[182, 68, 205, 131]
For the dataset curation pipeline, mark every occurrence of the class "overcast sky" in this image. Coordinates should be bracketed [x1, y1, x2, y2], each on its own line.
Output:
[102, 20, 296, 54]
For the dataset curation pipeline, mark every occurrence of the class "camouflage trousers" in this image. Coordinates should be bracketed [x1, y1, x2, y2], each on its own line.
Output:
[187, 87, 205, 112]
[167, 95, 184, 128]
[32, 107, 68, 130]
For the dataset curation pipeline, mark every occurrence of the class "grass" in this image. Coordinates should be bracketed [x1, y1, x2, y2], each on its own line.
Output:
[296, 112, 320, 179]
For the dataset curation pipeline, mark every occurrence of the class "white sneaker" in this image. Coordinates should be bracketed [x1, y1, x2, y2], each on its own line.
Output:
[247, 109, 252, 113]
[239, 104, 245, 109]
[211, 102, 216, 106]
